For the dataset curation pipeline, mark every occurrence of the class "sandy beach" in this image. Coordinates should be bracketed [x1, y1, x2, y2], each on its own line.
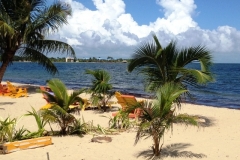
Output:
[0, 84, 240, 160]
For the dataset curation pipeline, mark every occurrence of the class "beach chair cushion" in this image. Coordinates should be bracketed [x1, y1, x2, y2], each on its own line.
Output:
[112, 92, 143, 119]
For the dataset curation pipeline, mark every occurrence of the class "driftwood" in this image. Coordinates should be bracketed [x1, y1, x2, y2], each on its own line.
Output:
[0, 136, 53, 154]
[91, 136, 112, 143]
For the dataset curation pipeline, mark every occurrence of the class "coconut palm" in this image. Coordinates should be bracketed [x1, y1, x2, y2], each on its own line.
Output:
[0, 0, 75, 82]
[85, 69, 114, 112]
[40, 78, 84, 135]
[130, 82, 198, 157]
[128, 34, 214, 97]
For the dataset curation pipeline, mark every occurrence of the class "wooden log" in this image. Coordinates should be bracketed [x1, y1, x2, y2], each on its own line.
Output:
[0, 136, 52, 154]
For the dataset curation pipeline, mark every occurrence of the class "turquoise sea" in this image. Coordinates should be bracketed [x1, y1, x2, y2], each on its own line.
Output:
[3, 62, 240, 109]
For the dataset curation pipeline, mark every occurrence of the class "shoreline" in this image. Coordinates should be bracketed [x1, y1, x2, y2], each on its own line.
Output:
[4, 81, 240, 111]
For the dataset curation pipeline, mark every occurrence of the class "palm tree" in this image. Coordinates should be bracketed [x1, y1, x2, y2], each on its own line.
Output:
[0, 0, 75, 82]
[40, 78, 84, 135]
[85, 69, 114, 112]
[128, 34, 214, 97]
[131, 82, 198, 157]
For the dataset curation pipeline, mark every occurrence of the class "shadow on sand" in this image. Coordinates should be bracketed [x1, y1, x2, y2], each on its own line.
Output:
[137, 143, 206, 160]
[0, 102, 15, 106]
[196, 115, 215, 127]
[174, 115, 215, 128]
[19, 85, 40, 94]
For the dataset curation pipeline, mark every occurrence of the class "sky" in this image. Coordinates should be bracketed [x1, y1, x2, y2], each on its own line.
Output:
[48, 0, 240, 63]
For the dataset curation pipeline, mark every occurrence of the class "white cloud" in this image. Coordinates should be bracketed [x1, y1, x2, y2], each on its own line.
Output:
[50, 0, 240, 62]
[154, 0, 198, 34]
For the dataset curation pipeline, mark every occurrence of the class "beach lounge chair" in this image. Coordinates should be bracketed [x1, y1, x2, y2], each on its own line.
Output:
[41, 102, 82, 110]
[112, 92, 143, 119]
[10, 88, 28, 98]
[39, 86, 51, 102]
[80, 98, 92, 111]
[40, 103, 53, 110]
[5, 81, 28, 98]
[0, 84, 12, 96]
[39, 86, 56, 102]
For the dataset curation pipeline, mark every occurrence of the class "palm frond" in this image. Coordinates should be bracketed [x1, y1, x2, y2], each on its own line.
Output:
[0, 19, 15, 37]
[24, 107, 47, 130]
[17, 47, 58, 75]
[184, 69, 214, 84]
[47, 79, 68, 108]
[156, 82, 188, 109]
[29, 1, 71, 36]
[40, 106, 60, 123]
[176, 45, 212, 71]
[26, 40, 75, 57]
[36, 40, 75, 56]
[152, 33, 162, 52]
[135, 121, 152, 145]
[128, 42, 158, 72]
[68, 89, 85, 106]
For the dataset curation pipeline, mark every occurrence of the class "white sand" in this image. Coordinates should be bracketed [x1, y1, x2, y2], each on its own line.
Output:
[0, 84, 240, 160]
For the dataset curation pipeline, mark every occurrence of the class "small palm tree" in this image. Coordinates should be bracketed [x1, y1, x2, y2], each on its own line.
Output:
[128, 34, 214, 98]
[131, 82, 198, 157]
[85, 69, 114, 112]
[40, 78, 84, 135]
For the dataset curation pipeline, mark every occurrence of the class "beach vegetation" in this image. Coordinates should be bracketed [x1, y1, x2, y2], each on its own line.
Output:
[130, 83, 199, 157]
[0, 117, 17, 143]
[128, 34, 214, 102]
[40, 78, 85, 135]
[0, 0, 75, 82]
[24, 107, 48, 137]
[93, 125, 118, 135]
[68, 117, 89, 136]
[106, 110, 137, 130]
[68, 117, 117, 136]
[85, 69, 114, 112]
[0, 116, 42, 143]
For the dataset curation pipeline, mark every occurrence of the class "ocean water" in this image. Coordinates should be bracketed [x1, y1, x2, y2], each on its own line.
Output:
[3, 62, 240, 109]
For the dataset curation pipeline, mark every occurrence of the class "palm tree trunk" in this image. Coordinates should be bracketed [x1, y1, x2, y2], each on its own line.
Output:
[152, 132, 161, 156]
[0, 50, 15, 83]
[153, 135, 160, 156]
[61, 127, 67, 135]
[60, 122, 67, 135]
[60, 118, 68, 135]
[0, 59, 10, 83]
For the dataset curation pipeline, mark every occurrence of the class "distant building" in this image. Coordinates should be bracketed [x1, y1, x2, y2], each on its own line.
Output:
[66, 57, 74, 62]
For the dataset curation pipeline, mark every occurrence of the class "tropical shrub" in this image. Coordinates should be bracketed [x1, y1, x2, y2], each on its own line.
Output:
[40, 78, 84, 135]
[68, 117, 89, 136]
[85, 69, 114, 112]
[0, 116, 36, 143]
[107, 110, 136, 130]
